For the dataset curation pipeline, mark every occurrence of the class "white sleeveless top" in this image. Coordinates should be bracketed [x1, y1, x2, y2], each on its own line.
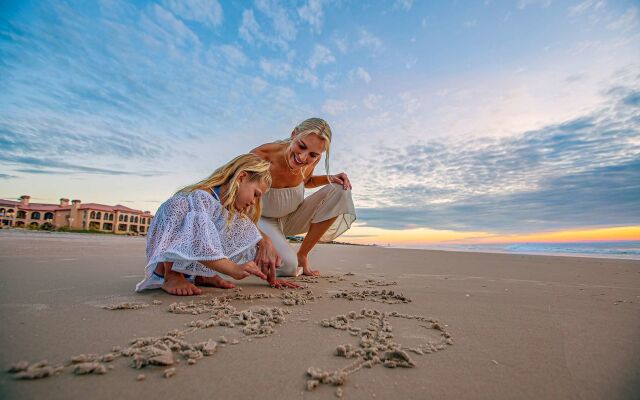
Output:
[261, 182, 305, 219]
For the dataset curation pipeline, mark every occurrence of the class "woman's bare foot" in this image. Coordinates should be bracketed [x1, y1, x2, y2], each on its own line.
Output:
[159, 262, 202, 296]
[298, 253, 320, 276]
[195, 275, 236, 289]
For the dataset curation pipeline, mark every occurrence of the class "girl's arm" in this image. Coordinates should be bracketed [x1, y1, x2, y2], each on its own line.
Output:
[200, 258, 266, 281]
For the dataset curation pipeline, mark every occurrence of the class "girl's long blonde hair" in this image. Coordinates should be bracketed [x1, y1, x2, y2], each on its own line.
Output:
[277, 118, 332, 179]
[177, 154, 272, 224]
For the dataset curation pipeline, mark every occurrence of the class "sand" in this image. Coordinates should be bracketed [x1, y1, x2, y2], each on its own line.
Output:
[0, 229, 639, 399]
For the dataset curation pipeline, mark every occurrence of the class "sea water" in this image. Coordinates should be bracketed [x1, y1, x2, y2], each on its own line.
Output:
[392, 241, 640, 260]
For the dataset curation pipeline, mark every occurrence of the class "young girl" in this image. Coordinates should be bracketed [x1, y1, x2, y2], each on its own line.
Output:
[135, 154, 273, 296]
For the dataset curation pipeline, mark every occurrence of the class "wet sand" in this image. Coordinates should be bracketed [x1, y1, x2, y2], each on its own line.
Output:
[0, 229, 639, 399]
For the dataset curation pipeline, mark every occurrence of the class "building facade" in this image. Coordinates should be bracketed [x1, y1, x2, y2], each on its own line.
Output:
[0, 195, 153, 235]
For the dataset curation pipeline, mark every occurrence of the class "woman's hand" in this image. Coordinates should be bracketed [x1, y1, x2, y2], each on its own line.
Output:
[228, 261, 267, 281]
[329, 172, 352, 190]
[254, 237, 281, 285]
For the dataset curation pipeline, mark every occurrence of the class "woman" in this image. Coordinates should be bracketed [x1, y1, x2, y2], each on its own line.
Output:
[251, 118, 356, 284]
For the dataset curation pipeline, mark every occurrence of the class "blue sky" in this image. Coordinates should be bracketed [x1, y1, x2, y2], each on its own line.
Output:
[1, 0, 639, 241]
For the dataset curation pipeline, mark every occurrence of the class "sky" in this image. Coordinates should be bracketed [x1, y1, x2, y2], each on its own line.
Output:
[1, 0, 639, 245]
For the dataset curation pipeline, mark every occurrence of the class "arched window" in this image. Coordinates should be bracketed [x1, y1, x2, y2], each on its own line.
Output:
[134, 216, 138, 223]
[90, 211, 96, 219]
[31, 212, 41, 220]
[124, 215, 129, 222]
[44, 212, 54, 220]
[17, 210, 26, 219]
[119, 214, 123, 221]
[96, 212, 102, 219]
[141, 218, 145, 224]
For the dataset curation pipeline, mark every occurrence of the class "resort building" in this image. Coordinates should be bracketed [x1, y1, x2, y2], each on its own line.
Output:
[0, 195, 153, 235]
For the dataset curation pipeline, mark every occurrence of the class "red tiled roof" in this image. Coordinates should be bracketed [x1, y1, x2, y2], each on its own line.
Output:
[0, 199, 20, 206]
[0, 198, 152, 216]
[78, 203, 152, 215]
[14, 203, 64, 211]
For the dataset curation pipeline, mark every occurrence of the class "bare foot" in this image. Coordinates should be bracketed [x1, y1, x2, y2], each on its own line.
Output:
[195, 275, 236, 289]
[297, 253, 320, 276]
[160, 263, 202, 296]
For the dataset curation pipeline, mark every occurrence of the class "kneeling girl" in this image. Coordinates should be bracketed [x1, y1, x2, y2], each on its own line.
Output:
[136, 154, 270, 296]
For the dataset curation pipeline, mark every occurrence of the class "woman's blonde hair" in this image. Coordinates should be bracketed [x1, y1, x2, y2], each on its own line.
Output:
[277, 117, 332, 179]
[177, 154, 272, 224]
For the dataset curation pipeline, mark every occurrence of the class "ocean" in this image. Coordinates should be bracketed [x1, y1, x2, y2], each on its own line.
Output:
[391, 241, 640, 260]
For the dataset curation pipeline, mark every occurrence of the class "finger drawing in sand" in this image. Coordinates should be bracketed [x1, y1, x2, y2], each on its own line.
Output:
[251, 118, 356, 278]
[135, 154, 281, 296]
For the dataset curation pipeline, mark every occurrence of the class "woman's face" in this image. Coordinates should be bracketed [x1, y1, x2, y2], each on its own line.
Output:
[235, 175, 268, 212]
[287, 132, 326, 169]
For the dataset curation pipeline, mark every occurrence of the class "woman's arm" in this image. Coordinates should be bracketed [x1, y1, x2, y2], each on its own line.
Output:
[254, 229, 281, 284]
[305, 173, 352, 190]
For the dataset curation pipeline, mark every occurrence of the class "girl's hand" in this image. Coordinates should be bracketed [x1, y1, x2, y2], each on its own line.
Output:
[254, 238, 281, 285]
[229, 261, 267, 281]
[330, 172, 352, 190]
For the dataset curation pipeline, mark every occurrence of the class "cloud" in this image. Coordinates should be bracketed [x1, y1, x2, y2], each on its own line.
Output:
[568, 0, 604, 17]
[1, 155, 162, 176]
[296, 68, 320, 88]
[255, 0, 297, 45]
[356, 29, 383, 54]
[333, 35, 348, 53]
[298, 0, 324, 33]
[463, 19, 478, 28]
[239, 9, 263, 44]
[393, 0, 413, 11]
[0, 173, 16, 180]
[163, 0, 223, 28]
[259, 58, 292, 79]
[309, 44, 335, 69]
[149, 4, 201, 48]
[239, 2, 297, 50]
[322, 99, 350, 116]
[608, 6, 638, 32]
[350, 85, 640, 232]
[518, 0, 552, 9]
[350, 67, 371, 84]
[219, 44, 248, 67]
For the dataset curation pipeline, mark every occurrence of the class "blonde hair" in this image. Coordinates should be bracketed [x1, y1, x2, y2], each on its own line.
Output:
[177, 154, 272, 224]
[278, 117, 332, 179]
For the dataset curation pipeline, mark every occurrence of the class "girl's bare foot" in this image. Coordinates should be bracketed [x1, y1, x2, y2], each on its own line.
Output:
[297, 253, 320, 276]
[195, 275, 236, 289]
[159, 263, 202, 296]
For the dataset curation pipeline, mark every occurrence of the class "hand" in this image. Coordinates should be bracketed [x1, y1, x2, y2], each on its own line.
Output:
[270, 279, 301, 289]
[254, 238, 281, 285]
[330, 172, 352, 190]
[229, 261, 267, 281]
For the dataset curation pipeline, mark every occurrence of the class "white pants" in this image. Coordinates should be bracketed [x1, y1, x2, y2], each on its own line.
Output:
[258, 185, 355, 277]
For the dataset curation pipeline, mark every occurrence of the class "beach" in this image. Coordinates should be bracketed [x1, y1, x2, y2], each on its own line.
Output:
[0, 229, 639, 399]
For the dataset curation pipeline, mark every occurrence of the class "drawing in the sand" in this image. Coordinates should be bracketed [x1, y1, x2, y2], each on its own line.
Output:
[6, 275, 452, 396]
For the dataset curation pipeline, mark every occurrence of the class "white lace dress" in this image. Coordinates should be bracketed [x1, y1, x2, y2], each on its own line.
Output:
[135, 189, 262, 292]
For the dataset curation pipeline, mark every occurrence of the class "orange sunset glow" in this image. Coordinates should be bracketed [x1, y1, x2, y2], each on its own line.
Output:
[342, 225, 640, 246]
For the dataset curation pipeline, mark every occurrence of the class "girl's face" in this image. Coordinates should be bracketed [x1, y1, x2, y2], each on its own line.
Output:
[287, 132, 326, 170]
[235, 174, 268, 212]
